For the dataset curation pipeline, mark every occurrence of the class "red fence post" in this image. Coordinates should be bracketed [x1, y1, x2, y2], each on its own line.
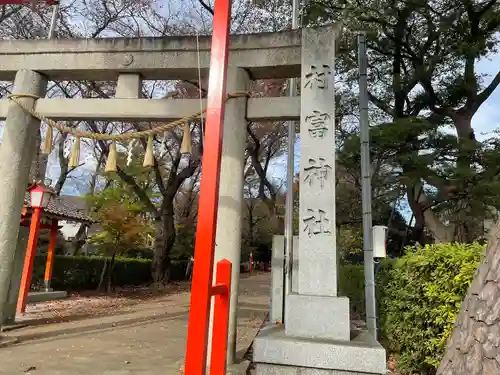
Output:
[209, 259, 232, 374]
[43, 219, 58, 291]
[184, 0, 233, 374]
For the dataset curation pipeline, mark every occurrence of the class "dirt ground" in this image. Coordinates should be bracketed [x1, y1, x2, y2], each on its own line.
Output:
[0, 272, 270, 375]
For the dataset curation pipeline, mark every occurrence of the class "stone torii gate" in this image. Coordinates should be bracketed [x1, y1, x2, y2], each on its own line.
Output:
[0, 25, 300, 350]
[0, 22, 386, 375]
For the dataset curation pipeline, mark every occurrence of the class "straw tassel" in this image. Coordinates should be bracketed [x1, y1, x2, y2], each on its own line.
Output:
[180, 121, 193, 154]
[68, 136, 80, 169]
[43, 125, 53, 154]
[143, 135, 155, 168]
[104, 141, 118, 173]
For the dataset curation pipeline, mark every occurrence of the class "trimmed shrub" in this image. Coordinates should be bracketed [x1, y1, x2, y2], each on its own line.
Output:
[31, 256, 191, 291]
[338, 261, 394, 319]
[339, 264, 365, 316]
[380, 243, 484, 375]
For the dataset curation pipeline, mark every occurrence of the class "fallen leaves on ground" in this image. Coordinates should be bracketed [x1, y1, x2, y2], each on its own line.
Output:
[23, 283, 191, 325]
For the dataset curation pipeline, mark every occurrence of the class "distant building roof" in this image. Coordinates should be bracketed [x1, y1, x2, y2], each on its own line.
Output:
[24, 193, 94, 223]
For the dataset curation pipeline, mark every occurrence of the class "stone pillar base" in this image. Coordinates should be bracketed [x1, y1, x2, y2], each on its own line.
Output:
[256, 363, 382, 375]
[27, 290, 68, 303]
[253, 325, 386, 375]
[285, 294, 350, 340]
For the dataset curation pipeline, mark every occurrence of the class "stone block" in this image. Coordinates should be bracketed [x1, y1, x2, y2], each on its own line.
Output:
[271, 235, 300, 324]
[291, 235, 299, 293]
[285, 294, 350, 341]
[27, 290, 67, 303]
[256, 363, 382, 375]
[253, 325, 386, 375]
[116, 73, 142, 98]
[270, 235, 284, 324]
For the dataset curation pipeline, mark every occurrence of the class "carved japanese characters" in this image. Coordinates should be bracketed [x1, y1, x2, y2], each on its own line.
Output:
[303, 157, 332, 189]
[303, 208, 332, 237]
[305, 110, 330, 139]
[303, 64, 332, 90]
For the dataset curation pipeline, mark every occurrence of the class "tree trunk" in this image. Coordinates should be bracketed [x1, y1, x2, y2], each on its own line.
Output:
[437, 221, 500, 375]
[151, 203, 176, 287]
[97, 258, 108, 292]
[106, 253, 116, 294]
[407, 183, 455, 244]
[449, 114, 478, 243]
[67, 223, 88, 256]
[28, 129, 48, 183]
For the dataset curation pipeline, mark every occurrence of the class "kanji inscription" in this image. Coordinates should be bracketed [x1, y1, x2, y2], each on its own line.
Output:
[303, 157, 332, 189]
[303, 208, 332, 237]
[303, 64, 332, 89]
[305, 110, 330, 138]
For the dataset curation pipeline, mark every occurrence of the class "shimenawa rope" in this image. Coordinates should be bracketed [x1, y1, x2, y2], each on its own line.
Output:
[7, 91, 250, 171]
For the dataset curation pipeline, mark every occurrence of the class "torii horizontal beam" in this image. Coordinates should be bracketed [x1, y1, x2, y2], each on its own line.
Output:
[0, 97, 300, 122]
[0, 28, 308, 81]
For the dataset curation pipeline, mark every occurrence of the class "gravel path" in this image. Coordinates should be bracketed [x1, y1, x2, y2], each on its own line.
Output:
[0, 272, 270, 375]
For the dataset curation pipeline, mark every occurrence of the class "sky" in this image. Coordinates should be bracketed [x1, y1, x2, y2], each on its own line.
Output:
[469, 55, 500, 139]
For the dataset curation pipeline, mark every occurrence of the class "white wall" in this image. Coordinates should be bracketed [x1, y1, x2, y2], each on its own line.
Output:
[59, 221, 81, 240]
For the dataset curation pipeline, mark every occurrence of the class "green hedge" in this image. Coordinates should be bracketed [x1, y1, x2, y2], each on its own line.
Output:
[31, 255, 190, 291]
[339, 244, 483, 375]
[338, 264, 365, 316]
[338, 261, 393, 318]
[380, 243, 483, 375]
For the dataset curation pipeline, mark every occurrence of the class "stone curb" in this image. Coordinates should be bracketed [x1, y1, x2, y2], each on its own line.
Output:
[1, 322, 28, 333]
[0, 335, 19, 348]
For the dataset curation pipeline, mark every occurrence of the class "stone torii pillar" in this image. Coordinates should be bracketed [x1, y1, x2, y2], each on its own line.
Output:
[253, 25, 387, 375]
[208, 67, 249, 365]
[0, 70, 47, 330]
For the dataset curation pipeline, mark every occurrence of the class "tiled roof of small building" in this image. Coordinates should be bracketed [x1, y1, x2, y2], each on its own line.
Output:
[24, 193, 95, 223]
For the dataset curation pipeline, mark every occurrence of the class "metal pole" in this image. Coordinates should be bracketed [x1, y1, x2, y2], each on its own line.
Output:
[358, 32, 377, 339]
[47, 2, 59, 39]
[282, 0, 300, 321]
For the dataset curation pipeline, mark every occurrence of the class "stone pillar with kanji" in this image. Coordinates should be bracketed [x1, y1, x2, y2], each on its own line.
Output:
[284, 22, 349, 341]
[253, 25, 387, 375]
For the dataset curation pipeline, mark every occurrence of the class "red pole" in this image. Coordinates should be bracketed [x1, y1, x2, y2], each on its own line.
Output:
[184, 0, 232, 373]
[44, 219, 57, 291]
[209, 259, 232, 374]
[17, 207, 42, 313]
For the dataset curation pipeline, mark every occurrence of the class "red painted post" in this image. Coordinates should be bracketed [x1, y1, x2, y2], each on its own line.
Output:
[44, 219, 58, 291]
[17, 207, 42, 313]
[210, 259, 232, 374]
[184, 0, 233, 373]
